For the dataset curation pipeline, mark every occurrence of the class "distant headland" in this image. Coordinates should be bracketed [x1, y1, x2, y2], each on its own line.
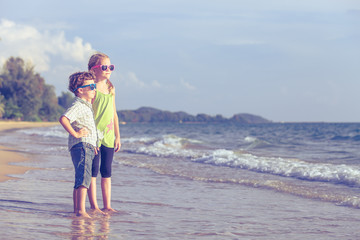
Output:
[117, 107, 271, 124]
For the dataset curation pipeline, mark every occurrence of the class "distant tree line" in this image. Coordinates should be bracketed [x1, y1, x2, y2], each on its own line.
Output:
[117, 107, 271, 124]
[0, 57, 73, 121]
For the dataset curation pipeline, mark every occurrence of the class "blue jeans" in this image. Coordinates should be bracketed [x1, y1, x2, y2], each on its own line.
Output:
[70, 142, 95, 189]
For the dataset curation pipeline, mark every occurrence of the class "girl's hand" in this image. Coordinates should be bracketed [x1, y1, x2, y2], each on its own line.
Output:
[95, 147, 99, 155]
[75, 128, 89, 138]
[114, 138, 121, 152]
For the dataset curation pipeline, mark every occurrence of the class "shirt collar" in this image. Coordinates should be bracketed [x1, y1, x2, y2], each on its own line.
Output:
[75, 97, 92, 108]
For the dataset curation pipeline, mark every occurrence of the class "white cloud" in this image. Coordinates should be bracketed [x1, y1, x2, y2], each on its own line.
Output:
[180, 78, 196, 91]
[119, 72, 163, 89]
[152, 80, 161, 88]
[0, 19, 94, 72]
[125, 72, 146, 88]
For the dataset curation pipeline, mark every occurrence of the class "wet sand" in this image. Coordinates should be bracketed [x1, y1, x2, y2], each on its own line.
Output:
[2, 122, 360, 239]
[0, 121, 59, 182]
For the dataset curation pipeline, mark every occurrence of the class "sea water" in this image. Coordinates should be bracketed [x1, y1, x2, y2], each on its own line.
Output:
[1, 122, 360, 239]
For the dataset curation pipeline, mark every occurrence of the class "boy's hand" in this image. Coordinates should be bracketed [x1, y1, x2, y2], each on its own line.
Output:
[95, 147, 99, 155]
[75, 128, 89, 138]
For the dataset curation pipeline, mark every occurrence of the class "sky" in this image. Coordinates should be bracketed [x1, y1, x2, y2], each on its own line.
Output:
[1, 0, 360, 122]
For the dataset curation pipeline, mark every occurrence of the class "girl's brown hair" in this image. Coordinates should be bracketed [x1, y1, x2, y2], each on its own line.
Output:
[88, 52, 114, 92]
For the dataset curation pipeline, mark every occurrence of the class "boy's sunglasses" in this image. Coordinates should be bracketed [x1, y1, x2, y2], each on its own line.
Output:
[91, 64, 115, 71]
[73, 83, 96, 92]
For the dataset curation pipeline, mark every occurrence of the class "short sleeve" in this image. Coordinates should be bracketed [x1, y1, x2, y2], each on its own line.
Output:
[63, 103, 79, 123]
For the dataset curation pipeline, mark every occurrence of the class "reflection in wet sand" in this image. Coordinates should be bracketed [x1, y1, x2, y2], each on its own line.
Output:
[70, 214, 110, 239]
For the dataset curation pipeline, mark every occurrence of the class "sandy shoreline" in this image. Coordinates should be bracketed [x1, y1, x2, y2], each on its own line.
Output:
[0, 121, 59, 182]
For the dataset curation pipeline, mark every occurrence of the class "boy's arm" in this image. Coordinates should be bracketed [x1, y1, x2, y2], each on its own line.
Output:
[59, 115, 88, 138]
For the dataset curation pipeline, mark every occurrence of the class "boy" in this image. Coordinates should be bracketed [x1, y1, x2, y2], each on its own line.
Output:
[59, 71, 99, 218]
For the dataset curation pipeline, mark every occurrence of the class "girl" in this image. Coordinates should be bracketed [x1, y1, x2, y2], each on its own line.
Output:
[87, 52, 121, 213]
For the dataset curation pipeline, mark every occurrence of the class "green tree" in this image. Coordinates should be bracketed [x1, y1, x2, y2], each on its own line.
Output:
[0, 57, 62, 121]
[58, 91, 74, 109]
[39, 84, 63, 121]
[0, 57, 43, 120]
[0, 94, 5, 118]
[3, 99, 23, 119]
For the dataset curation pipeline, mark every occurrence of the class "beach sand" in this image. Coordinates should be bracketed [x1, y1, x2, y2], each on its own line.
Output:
[2, 122, 360, 239]
[0, 121, 59, 182]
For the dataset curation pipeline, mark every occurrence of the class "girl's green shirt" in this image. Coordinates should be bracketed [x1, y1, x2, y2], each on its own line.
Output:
[92, 90, 115, 148]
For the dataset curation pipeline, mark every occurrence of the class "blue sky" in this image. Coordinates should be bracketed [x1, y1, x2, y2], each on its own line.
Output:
[1, 0, 360, 122]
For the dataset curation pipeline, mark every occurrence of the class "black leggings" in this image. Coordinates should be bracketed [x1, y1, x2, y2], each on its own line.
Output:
[92, 145, 114, 178]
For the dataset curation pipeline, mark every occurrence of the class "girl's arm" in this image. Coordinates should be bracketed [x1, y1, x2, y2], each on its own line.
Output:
[112, 91, 121, 152]
[59, 115, 88, 138]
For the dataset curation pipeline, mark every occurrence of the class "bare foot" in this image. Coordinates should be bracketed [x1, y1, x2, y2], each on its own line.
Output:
[102, 207, 118, 213]
[76, 211, 92, 218]
[90, 208, 107, 215]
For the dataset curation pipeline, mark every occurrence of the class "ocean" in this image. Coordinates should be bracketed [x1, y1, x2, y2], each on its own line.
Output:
[1, 122, 360, 239]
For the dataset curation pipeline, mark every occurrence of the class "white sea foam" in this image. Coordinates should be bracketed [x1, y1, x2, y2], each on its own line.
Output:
[244, 136, 272, 150]
[18, 124, 360, 189]
[134, 134, 201, 158]
[122, 136, 155, 143]
[193, 149, 360, 187]
[18, 126, 67, 138]
[244, 136, 257, 143]
[129, 134, 360, 187]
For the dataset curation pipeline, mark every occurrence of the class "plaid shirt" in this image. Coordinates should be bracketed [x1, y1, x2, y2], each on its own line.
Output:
[62, 97, 98, 151]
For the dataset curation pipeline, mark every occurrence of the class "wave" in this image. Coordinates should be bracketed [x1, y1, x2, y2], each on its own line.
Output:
[119, 156, 360, 209]
[122, 134, 360, 188]
[127, 134, 203, 158]
[21, 125, 360, 190]
[193, 149, 360, 187]
[18, 125, 67, 138]
[244, 136, 272, 149]
[331, 134, 360, 141]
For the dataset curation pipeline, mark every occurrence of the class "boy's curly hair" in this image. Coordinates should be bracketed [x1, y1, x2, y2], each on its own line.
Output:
[68, 71, 96, 95]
